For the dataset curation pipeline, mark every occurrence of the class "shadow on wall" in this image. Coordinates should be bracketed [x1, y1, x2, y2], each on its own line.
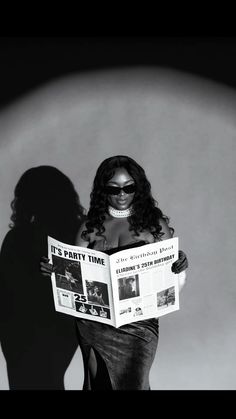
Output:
[0, 165, 85, 390]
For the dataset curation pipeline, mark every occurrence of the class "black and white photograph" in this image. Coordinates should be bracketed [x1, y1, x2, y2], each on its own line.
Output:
[75, 302, 111, 320]
[118, 274, 140, 301]
[157, 286, 175, 309]
[0, 36, 236, 391]
[52, 255, 84, 294]
[85, 280, 109, 307]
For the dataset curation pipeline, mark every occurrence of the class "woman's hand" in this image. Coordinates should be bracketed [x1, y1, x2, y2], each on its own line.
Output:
[171, 250, 188, 274]
[40, 256, 55, 277]
[171, 250, 188, 292]
[178, 270, 187, 292]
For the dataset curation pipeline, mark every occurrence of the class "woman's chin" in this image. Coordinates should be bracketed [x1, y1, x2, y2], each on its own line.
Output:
[116, 204, 129, 210]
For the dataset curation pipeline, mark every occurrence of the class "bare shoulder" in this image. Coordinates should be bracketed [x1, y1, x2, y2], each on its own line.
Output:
[158, 217, 173, 240]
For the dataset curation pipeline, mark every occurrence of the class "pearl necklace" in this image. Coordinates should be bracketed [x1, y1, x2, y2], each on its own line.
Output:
[108, 205, 134, 218]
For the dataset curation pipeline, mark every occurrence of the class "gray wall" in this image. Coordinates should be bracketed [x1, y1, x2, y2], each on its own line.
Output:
[1, 68, 236, 390]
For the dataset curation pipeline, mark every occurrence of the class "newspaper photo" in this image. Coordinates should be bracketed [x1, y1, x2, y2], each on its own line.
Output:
[48, 236, 180, 328]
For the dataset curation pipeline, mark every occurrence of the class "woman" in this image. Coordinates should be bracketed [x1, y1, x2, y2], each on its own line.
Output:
[41, 155, 188, 390]
[64, 262, 83, 293]
[88, 285, 106, 306]
[75, 155, 188, 390]
[0, 165, 85, 389]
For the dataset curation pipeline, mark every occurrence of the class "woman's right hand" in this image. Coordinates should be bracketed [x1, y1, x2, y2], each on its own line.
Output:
[40, 256, 55, 277]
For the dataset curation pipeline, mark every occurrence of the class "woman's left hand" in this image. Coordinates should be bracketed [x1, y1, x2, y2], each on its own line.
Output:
[171, 250, 188, 274]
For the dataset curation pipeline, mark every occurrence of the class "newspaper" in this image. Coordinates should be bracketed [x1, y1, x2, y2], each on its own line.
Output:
[48, 236, 180, 328]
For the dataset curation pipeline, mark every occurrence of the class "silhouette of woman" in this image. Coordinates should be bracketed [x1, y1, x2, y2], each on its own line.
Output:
[0, 166, 85, 389]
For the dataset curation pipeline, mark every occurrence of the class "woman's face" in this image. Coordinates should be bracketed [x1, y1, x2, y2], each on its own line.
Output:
[106, 167, 135, 210]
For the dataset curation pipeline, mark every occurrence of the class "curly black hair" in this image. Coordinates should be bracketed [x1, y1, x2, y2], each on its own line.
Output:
[83, 155, 174, 240]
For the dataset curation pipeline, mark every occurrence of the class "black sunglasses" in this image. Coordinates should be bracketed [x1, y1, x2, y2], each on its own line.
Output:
[104, 184, 136, 195]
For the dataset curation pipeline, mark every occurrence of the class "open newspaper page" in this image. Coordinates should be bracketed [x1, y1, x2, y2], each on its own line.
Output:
[109, 237, 179, 328]
[48, 236, 116, 326]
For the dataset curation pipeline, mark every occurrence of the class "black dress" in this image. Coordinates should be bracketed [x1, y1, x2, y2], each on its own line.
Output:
[76, 240, 159, 390]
